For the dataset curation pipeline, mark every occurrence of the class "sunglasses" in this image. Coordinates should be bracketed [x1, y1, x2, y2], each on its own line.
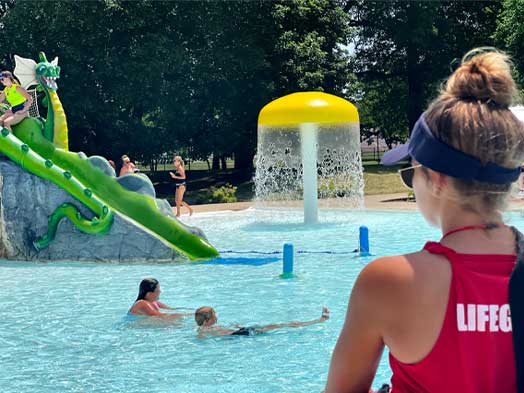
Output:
[398, 164, 422, 189]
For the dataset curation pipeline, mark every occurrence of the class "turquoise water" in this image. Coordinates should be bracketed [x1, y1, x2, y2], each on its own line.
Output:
[1, 208, 523, 392]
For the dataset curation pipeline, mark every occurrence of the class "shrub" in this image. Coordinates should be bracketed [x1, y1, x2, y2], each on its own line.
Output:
[209, 183, 237, 203]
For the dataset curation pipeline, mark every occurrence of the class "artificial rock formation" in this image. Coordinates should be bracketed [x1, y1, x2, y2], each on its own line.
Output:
[0, 159, 189, 262]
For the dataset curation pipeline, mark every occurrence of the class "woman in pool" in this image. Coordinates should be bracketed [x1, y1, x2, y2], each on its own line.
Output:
[129, 278, 190, 319]
[0, 70, 33, 132]
[169, 155, 193, 217]
[325, 48, 524, 392]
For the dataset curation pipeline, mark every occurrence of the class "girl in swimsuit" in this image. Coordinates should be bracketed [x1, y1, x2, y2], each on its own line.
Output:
[0, 71, 33, 132]
[170, 155, 193, 217]
[128, 278, 191, 320]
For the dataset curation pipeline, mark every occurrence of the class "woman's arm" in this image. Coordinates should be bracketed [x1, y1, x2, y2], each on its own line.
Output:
[259, 307, 330, 332]
[169, 171, 182, 179]
[130, 301, 190, 319]
[325, 259, 392, 393]
[156, 301, 173, 310]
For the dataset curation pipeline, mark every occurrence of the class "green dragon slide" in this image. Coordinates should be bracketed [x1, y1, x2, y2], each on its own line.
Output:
[1, 52, 218, 260]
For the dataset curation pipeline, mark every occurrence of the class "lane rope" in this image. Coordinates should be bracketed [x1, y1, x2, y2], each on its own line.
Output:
[219, 249, 359, 255]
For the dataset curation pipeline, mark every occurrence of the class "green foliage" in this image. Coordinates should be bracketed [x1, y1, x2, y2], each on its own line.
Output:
[0, 0, 507, 171]
[494, 0, 524, 89]
[211, 184, 238, 203]
[0, 0, 350, 170]
[194, 183, 238, 204]
[345, 1, 503, 145]
[272, 0, 351, 94]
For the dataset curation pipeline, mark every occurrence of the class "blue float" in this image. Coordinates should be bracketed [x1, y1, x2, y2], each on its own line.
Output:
[359, 226, 370, 256]
[281, 243, 294, 278]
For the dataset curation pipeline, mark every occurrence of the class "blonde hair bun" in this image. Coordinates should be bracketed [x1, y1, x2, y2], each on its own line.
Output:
[445, 49, 516, 108]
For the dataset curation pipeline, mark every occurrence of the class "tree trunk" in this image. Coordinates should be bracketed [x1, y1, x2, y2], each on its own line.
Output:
[212, 155, 220, 170]
[234, 147, 254, 170]
[406, 2, 428, 133]
[220, 155, 227, 170]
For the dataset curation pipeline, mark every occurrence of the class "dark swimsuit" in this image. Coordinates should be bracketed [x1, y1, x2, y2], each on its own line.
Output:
[11, 103, 25, 113]
[230, 326, 257, 336]
[174, 171, 186, 188]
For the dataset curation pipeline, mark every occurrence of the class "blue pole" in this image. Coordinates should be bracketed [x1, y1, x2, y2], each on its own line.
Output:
[359, 226, 370, 256]
[281, 243, 294, 278]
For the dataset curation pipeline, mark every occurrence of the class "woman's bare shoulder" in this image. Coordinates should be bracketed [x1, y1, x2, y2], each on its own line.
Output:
[129, 299, 149, 314]
[353, 251, 448, 310]
[359, 252, 425, 283]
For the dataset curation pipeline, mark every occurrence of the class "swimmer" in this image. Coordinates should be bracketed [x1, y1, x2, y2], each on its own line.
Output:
[128, 278, 191, 320]
[194, 306, 329, 337]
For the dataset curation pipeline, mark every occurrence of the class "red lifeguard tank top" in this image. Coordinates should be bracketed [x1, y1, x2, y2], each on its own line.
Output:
[389, 240, 516, 393]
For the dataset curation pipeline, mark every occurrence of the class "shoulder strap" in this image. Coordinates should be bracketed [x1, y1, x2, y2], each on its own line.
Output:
[510, 226, 524, 393]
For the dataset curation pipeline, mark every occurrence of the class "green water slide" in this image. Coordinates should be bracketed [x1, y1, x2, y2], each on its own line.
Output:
[0, 52, 218, 260]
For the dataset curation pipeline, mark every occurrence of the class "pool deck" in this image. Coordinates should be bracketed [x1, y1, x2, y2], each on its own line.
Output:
[186, 193, 524, 214]
[189, 193, 416, 213]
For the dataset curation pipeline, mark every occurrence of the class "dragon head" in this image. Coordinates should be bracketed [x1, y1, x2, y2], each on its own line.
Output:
[14, 52, 60, 91]
[35, 52, 60, 91]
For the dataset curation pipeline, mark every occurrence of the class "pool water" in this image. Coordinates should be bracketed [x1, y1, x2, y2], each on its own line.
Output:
[1, 209, 523, 392]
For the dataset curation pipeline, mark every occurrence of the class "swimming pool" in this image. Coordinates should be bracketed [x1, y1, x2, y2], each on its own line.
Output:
[1, 208, 523, 392]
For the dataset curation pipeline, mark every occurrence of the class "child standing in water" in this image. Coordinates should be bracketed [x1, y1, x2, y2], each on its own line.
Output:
[170, 155, 193, 217]
[325, 48, 524, 393]
[0, 71, 33, 132]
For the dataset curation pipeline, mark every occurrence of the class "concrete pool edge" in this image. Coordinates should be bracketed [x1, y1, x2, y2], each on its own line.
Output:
[185, 194, 417, 214]
[183, 192, 524, 215]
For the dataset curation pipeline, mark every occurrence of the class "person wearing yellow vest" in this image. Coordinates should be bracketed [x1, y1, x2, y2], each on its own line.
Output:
[0, 70, 33, 132]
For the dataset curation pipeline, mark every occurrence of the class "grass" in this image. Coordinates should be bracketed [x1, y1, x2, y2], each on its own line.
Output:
[362, 162, 408, 195]
[140, 159, 409, 205]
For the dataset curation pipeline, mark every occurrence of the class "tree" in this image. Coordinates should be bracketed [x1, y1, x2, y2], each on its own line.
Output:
[494, 0, 524, 89]
[272, 0, 351, 95]
[0, 0, 353, 171]
[344, 1, 502, 144]
[0, 1, 186, 161]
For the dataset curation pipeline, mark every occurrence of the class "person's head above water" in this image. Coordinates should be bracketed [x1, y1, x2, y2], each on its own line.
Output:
[194, 306, 217, 327]
[135, 278, 161, 302]
[382, 47, 524, 220]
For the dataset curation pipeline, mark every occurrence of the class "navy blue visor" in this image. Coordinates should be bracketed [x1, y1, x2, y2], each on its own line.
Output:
[381, 114, 520, 184]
